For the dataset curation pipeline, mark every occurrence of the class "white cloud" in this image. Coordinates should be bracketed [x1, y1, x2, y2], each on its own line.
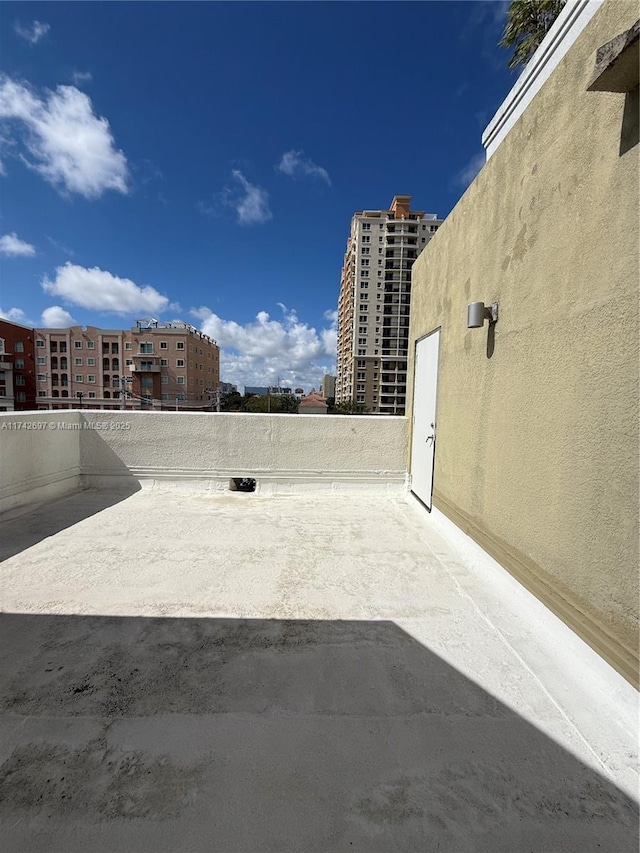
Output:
[0, 306, 31, 324]
[192, 304, 336, 392]
[230, 170, 272, 225]
[0, 75, 128, 198]
[0, 232, 35, 257]
[41, 305, 76, 327]
[276, 150, 331, 185]
[42, 263, 169, 315]
[455, 151, 486, 189]
[14, 21, 50, 45]
[70, 71, 92, 86]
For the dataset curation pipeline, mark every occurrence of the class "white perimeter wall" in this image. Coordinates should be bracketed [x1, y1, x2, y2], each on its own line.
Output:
[0, 412, 82, 512]
[0, 411, 408, 511]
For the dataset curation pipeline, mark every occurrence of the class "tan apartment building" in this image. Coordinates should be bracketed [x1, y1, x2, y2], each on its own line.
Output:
[335, 196, 442, 414]
[34, 320, 219, 410]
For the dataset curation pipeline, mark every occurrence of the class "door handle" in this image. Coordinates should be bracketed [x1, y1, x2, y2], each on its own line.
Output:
[425, 422, 435, 445]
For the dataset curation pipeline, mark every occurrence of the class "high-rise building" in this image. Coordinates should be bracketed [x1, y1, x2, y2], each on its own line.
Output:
[32, 319, 219, 410]
[320, 374, 335, 400]
[336, 196, 442, 415]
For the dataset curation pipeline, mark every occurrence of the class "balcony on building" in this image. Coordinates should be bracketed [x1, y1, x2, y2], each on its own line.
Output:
[130, 354, 162, 373]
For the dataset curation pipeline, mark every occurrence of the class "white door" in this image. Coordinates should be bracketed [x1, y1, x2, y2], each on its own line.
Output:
[410, 328, 440, 511]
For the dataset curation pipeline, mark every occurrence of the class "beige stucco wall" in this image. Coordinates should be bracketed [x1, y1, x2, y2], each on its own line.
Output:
[407, 0, 639, 683]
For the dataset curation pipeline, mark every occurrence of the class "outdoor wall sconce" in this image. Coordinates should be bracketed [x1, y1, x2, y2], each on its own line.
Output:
[467, 301, 499, 329]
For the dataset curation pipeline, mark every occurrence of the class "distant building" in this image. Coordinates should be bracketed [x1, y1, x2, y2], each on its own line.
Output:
[244, 386, 269, 397]
[30, 319, 219, 410]
[298, 389, 328, 415]
[218, 382, 238, 394]
[336, 195, 443, 415]
[320, 375, 335, 399]
[0, 319, 37, 411]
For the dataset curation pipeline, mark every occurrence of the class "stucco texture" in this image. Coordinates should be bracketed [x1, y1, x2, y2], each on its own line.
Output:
[407, 0, 639, 683]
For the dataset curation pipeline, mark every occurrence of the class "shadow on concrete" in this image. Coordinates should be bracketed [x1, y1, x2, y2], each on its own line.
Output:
[0, 484, 140, 563]
[0, 615, 637, 852]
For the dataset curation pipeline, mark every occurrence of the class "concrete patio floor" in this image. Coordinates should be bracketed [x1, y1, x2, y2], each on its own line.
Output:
[0, 485, 638, 852]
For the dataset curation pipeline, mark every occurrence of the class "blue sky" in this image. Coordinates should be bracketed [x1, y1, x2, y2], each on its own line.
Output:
[0, 1, 515, 391]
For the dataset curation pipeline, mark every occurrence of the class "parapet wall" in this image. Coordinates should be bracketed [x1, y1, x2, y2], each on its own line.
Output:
[0, 411, 408, 511]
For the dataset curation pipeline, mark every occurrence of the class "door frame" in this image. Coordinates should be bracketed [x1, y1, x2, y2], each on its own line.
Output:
[410, 326, 442, 513]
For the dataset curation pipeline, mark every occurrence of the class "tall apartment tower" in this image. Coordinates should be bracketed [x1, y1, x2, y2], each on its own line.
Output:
[336, 196, 442, 415]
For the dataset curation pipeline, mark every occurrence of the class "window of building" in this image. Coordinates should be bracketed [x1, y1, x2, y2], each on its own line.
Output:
[360, 281, 368, 288]
[15, 375, 25, 386]
[87, 358, 95, 366]
[75, 374, 82, 382]
[362, 247, 370, 255]
[177, 376, 185, 384]
[125, 342, 132, 350]
[104, 391, 111, 399]
[357, 349, 366, 356]
[74, 341, 83, 349]
[359, 315, 367, 323]
[15, 342, 24, 352]
[50, 341, 58, 352]
[15, 358, 25, 369]
[51, 390, 59, 398]
[59, 342, 67, 353]
[362, 222, 371, 230]
[37, 374, 46, 381]
[125, 359, 132, 366]
[161, 376, 168, 384]
[160, 341, 168, 349]
[139, 342, 153, 354]
[141, 376, 153, 390]
[176, 342, 185, 350]
[38, 390, 46, 397]
[361, 259, 370, 266]
[356, 394, 365, 403]
[421, 237, 426, 243]
[357, 360, 365, 367]
[75, 358, 83, 366]
[430, 225, 438, 232]
[176, 359, 185, 367]
[87, 341, 95, 349]
[358, 337, 366, 345]
[112, 343, 119, 354]
[362, 235, 370, 243]
[160, 359, 168, 366]
[103, 343, 110, 353]
[361, 293, 368, 300]
[88, 392, 96, 399]
[361, 270, 369, 277]
[161, 393, 169, 401]
[87, 375, 96, 383]
[16, 392, 26, 402]
[357, 372, 365, 380]
[176, 394, 185, 401]
[36, 339, 45, 348]
[357, 384, 365, 392]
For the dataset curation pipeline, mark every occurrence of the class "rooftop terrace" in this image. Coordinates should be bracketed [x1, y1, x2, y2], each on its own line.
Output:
[0, 411, 637, 851]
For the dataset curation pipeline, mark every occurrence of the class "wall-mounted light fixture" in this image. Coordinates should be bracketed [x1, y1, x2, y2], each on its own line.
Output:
[467, 301, 499, 329]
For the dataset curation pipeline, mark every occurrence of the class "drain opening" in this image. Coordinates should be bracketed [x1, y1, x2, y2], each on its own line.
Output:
[230, 477, 256, 492]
